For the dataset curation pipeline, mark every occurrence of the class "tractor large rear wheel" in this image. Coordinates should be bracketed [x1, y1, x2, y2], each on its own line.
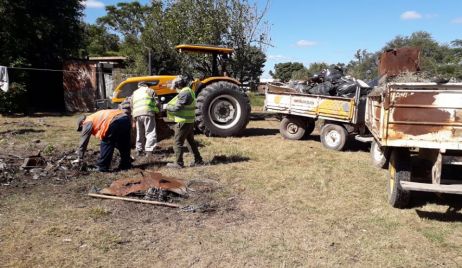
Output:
[196, 81, 250, 136]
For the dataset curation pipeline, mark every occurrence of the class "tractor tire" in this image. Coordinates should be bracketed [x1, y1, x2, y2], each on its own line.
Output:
[320, 123, 348, 151]
[387, 148, 411, 208]
[370, 140, 390, 169]
[196, 81, 250, 136]
[280, 116, 306, 140]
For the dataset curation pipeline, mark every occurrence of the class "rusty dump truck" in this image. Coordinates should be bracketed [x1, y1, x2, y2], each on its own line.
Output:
[264, 83, 369, 151]
[365, 82, 462, 208]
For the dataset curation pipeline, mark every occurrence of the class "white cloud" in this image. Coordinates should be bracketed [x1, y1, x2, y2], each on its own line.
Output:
[400, 11, 423, 20]
[82, 0, 105, 8]
[268, 55, 291, 61]
[296, 40, 317, 48]
[452, 17, 462, 24]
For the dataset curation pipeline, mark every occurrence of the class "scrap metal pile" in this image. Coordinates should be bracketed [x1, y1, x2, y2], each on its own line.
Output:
[282, 67, 371, 98]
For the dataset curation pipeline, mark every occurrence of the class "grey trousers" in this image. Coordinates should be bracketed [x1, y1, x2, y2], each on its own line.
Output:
[135, 115, 157, 152]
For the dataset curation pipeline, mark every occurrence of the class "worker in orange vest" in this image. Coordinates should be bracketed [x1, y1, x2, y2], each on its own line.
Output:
[75, 104, 132, 172]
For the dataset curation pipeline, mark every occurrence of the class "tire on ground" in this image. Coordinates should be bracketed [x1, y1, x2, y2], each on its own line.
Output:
[195, 81, 250, 136]
[370, 140, 390, 169]
[280, 116, 307, 140]
[387, 148, 411, 208]
[320, 123, 348, 151]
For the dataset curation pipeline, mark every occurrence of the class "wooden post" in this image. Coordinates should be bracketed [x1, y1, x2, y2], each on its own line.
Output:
[88, 193, 180, 208]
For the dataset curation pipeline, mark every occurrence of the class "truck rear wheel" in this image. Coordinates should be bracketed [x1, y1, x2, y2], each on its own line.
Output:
[196, 81, 250, 136]
[320, 123, 348, 151]
[388, 148, 411, 208]
[370, 140, 390, 169]
[280, 116, 306, 140]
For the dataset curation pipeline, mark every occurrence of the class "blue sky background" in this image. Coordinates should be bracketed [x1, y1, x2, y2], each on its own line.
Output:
[83, 0, 462, 78]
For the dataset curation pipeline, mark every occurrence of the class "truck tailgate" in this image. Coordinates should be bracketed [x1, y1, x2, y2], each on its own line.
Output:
[367, 83, 462, 149]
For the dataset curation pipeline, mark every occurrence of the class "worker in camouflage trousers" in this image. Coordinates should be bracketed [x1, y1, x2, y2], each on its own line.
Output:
[75, 102, 132, 172]
[166, 76, 204, 168]
[131, 81, 160, 157]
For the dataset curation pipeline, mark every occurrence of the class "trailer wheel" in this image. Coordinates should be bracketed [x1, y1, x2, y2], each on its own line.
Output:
[370, 140, 390, 169]
[320, 123, 348, 151]
[387, 148, 411, 208]
[280, 117, 306, 140]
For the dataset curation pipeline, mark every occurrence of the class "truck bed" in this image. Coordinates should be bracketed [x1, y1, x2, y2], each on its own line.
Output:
[366, 82, 462, 149]
[264, 83, 362, 124]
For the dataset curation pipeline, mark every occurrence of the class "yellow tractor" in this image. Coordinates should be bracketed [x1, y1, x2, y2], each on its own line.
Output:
[112, 44, 251, 137]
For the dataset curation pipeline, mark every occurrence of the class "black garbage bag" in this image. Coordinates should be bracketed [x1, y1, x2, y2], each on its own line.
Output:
[324, 67, 344, 82]
[308, 81, 335, 96]
[336, 79, 357, 98]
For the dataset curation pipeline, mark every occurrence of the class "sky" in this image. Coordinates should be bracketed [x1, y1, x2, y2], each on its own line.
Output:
[82, 0, 462, 79]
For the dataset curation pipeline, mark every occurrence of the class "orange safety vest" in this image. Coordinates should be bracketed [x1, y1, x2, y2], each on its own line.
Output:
[83, 109, 124, 140]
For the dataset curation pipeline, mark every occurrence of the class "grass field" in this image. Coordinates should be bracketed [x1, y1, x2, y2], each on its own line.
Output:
[1, 111, 462, 267]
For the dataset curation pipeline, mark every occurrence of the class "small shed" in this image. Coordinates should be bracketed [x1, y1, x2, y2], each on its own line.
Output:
[63, 56, 127, 112]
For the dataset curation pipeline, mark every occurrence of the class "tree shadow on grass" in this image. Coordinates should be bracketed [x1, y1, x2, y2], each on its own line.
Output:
[134, 160, 170, 170]
[0, 128, 45, 135]
[209, 155, 250, 165]
[238, 128, 279, 137]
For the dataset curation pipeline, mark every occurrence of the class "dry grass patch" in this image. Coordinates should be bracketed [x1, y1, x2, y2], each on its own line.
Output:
[2, 115, 462, 267]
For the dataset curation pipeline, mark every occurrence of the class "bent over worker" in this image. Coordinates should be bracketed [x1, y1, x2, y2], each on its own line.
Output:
[76, 108, 132, 172]
[166, 76, 203, 168]
[131, 81, 160, 157]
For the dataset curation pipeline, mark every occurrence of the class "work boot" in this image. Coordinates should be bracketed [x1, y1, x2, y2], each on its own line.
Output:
[189, 160, 205, 167]
[135, 150, 145, 158]
[97, 166, 110, 173]
[166, 162, 184, 169]
[145, 151, 155, 157]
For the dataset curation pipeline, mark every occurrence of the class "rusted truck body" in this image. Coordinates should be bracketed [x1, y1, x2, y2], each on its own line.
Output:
[365, 82, 462, 208]
[264, 83, 368, 151]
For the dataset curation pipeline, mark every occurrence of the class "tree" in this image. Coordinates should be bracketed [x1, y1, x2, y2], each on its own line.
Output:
[380, 31, 462, 79]
[306, 62, 329, 75]
[97, 0, 270, 81]
[291, 68, 311, 80]
[270, 62, 304, 82]
[83, 24, 120, 56]
[0, 0, 84, 112]
[346, 49, 378, 81]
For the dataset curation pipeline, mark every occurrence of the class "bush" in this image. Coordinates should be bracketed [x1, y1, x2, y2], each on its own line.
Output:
[0, 82, 28, 114]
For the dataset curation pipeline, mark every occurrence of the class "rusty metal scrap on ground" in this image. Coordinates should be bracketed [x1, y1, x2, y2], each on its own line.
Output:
[99, 171, 187, 196]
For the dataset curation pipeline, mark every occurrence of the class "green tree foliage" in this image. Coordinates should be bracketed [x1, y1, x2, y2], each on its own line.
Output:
[82, 24, 120, 56]
[97, 0, 269, 81]
[0, 0, 84, 112]
[347, 31, 462, 80]
[346, 49, 378, 81]
[269, 62, 304, 82]
[291, 68, 311, 80]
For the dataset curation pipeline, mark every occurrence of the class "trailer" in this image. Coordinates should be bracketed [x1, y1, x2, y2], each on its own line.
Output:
[364, 82, 462, 208]
[264, 83, 369, 151]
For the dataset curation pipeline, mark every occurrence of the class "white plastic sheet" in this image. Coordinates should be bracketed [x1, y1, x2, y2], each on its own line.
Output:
[0, 66, 9, 92]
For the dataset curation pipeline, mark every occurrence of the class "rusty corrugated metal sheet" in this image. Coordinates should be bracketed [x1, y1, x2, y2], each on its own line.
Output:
[63, 60, 97, 112]
[378, 47, 421, 77]
[100, 171, 187, 196]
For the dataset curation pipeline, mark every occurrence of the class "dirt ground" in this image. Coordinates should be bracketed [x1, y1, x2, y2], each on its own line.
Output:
[1, 113, 462, 267]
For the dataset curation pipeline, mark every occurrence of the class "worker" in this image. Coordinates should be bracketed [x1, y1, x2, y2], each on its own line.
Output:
[165, 75, 204, 168]
[131, 81, 160, 157]
[75, 103, 132, 172]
